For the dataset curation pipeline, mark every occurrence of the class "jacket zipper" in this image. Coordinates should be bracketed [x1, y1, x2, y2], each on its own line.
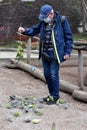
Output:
[51, 27, 60, 64]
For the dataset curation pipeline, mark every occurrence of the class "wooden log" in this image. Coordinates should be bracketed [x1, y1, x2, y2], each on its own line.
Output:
[10, 59, 46, 82]
[5, 63, 17, 69]
[74, 41, 87, 46]
[7, 59, 87, 103]
[60, 80, 79, 94]
[78, 50, 84, 90]
[73, 45, 87, 50]
[10, 59, 80, 94]
[72, 90, 87, 102]
[27, 38, 31, 64]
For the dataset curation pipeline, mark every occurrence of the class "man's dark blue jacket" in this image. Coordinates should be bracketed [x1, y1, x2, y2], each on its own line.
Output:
[23, 12, 73, 63]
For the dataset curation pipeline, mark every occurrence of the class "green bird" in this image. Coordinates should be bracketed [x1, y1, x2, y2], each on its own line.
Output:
[16, 41, 23, 60]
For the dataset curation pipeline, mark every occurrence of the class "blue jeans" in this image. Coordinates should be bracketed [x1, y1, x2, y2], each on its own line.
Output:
[42, 50, 60, 99]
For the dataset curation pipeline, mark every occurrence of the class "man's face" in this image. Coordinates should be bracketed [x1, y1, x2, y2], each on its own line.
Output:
[43, 11, 54, 23]
[48, 12, 54, 20]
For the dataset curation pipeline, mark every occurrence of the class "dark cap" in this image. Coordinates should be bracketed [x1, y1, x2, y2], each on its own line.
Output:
[39, 4, 53, 20]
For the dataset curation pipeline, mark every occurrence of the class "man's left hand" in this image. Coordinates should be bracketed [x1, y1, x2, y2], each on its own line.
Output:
[64, 55, 70, 60]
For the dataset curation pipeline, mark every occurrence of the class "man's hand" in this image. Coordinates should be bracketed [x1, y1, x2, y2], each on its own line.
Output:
[64, 55, 70, 60]
[18, 27, 25, 33]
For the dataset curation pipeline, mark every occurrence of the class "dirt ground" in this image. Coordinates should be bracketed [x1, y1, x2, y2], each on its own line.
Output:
[0, 60, 87, 130]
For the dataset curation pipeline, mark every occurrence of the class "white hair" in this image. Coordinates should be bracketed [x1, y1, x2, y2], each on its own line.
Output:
[50, 9, 54, 13]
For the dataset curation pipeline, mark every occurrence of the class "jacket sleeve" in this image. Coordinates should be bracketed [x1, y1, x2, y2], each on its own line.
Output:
[63, 17, 73, 56]
[23, 22, 41, 36]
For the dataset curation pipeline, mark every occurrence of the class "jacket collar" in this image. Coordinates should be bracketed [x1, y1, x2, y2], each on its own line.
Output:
[53, 11, 61, 23]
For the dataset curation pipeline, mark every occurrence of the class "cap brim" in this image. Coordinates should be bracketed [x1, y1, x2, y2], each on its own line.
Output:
[39, 14, 45, 20]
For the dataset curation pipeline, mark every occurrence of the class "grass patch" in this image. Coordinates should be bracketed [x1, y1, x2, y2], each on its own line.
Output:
[73, 34, 87, 41]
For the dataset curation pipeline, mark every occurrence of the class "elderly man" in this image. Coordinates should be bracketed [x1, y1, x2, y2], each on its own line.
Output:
[18, 4, 73, 105]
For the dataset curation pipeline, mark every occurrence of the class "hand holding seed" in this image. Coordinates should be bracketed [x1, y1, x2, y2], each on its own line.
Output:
[18, 27, 25, 33]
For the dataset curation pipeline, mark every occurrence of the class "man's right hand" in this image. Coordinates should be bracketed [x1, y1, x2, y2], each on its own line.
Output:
[18, 27, 25, 33]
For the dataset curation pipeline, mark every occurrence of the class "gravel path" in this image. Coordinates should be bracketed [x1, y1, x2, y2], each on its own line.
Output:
[0, 66, 87, 130]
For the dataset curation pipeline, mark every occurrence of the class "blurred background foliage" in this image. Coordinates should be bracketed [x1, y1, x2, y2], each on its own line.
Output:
[0, 0, 86, 44]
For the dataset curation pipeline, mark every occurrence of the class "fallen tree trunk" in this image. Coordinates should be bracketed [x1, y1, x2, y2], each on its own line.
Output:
[5, 63, 17, 69]
[72, 90, 87, 103]
[8, 59, 79, 94]
[60, 80, 79, 94]
[10, 59, 45, 83]
[7, 59, 87, 103]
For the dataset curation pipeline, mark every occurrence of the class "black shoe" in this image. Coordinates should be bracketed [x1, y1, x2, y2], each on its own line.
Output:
[46, 96, 58, 105]
[38, 96, 50, 103]
[39, 96, 59, 105]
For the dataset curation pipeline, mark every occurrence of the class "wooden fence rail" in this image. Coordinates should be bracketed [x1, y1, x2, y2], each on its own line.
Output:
[74, 41, 87, 90]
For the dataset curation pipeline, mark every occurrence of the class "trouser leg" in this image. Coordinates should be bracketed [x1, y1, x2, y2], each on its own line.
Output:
[42, 58, 60, 99]
[50, 59, 60, 99]
[42, 59, 53, 95]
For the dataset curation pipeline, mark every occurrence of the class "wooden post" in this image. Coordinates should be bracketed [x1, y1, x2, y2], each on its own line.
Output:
[78, 50, 84, 90]
[27, 37, 31, 64]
